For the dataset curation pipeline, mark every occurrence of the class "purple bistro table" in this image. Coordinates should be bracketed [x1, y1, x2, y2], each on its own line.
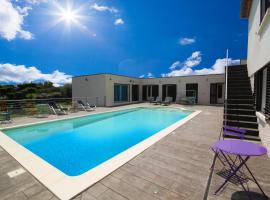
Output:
[213, 140, 267, 198]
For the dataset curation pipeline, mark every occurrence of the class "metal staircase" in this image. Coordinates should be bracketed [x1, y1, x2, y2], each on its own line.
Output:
[223, 64, 260, 141]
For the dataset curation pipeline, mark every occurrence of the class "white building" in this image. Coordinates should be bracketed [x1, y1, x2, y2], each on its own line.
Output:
[241, 0, 270, 141]
[72, 73, 225, 107]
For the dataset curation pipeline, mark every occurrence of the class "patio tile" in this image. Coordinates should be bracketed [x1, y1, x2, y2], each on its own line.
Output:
[97, 189, 127, 200]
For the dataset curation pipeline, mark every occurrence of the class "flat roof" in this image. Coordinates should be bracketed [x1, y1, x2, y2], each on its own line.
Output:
[240, 0, 252, 18]
[72, 73, 225, 79]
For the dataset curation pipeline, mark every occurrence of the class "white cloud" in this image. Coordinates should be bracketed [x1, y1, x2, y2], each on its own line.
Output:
[24, 0, 47, 5]
[169, 51, 202, 71]
[91, 3, 118, 13]
[139, 74, 145, 78]
[179, 37, 196, 45]
[139, 72, 154, 78]
[114, 18, 124, 25]
[0, 0, 33, 40]
[0, 63, 72, 87]
[169, 61, 181, 70]
[162, 58, 240, 77]
[90, 3, 124, 26]
[184, 51, 202, 68]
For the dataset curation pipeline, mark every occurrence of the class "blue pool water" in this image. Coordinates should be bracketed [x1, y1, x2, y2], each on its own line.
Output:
[3, 107, 192, 176]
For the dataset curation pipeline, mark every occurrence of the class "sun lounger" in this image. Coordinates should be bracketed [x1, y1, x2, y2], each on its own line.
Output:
[0, 112, 11, 124]
[77, 100, 95, 111]
[148, 97, 155, 104]
[179, 97, 196, 105]
[153, 96, 162, 105]
[85, 102, 96, 111]
[49, 102, 67, 115]
[162, 97, 173, 106]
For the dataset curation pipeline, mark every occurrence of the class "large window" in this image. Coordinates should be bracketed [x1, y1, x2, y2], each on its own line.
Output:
[114, 84, 129, 102]
[254, 66, 269, 118]
[186, 83, 198, 103]
[261, 0, 270, 23]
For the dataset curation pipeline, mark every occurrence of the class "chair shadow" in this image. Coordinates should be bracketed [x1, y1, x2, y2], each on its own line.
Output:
[231, 191, 269, 200]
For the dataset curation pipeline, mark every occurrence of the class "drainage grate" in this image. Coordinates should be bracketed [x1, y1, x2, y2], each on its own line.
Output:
[7, 168, 26, 178]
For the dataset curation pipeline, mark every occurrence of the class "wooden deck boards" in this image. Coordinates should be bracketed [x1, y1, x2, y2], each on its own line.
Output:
[0, 104, 269, 200]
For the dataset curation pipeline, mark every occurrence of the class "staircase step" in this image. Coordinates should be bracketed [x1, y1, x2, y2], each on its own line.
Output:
[228, 76, 249, 80]
[228, 72, 248, 76]
[224, 114, 257, 122]
[227, 99, 254, 104]
[228, 67, 248, 71]
[224, 120, 258, 129]
[227, 79, 250, 83]
[227, 95, 254, 99]
[226, 104, 255, 110]
[228, 91, 253, 96]
[228, 82, 251, 87]
[226, 109, 255, 115]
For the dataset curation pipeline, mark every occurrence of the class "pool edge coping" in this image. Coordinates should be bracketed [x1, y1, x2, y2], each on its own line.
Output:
[0, 106, 201, 200]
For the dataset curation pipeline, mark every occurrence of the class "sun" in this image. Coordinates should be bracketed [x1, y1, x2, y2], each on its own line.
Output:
[59, 9, 78, 24]
[48, 2, 96, 36]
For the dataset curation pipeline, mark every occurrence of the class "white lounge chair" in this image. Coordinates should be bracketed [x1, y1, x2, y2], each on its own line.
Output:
[49, 102, 67, 115]
[77, 100, 96, 111]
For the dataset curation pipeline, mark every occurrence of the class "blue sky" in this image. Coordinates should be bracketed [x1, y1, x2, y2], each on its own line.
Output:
[0, 0, 248, 86]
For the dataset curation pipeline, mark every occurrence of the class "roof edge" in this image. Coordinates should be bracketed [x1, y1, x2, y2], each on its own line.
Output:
[72, 73, 225, 80]
[240, 0, 252, 18]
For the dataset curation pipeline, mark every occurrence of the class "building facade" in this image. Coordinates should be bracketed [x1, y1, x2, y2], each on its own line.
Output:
[241, 0, 270, 142]
[241, 0, 270, 118]
[72, 73, 225, 107]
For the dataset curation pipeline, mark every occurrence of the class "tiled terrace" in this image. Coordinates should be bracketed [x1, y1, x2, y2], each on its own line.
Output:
[0, 104, 269, 200]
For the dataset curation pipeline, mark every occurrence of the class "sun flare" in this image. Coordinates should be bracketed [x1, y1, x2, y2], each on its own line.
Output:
[59, 9, 78, 24]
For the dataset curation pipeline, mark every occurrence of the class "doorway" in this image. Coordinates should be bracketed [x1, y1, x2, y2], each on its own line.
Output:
[186, 83, 198, 103]
[132, 85, 139, 101]
[162, 84, 177, 101]
[210, 83, 223, 104]
[142, 85, 159, 101]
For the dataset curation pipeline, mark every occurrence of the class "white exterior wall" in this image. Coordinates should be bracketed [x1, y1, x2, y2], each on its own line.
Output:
[72, 74, 107, 106]
[72, 74, 225, 107]
[247, 0, 270, 77]
[246, 1, 270, 151]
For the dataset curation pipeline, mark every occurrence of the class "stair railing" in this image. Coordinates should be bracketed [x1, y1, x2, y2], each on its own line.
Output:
[224, 49, 229, 128]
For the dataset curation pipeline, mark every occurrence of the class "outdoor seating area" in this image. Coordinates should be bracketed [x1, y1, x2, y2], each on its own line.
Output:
[149, 96, 173, 106]
[210, 126, 269, 199]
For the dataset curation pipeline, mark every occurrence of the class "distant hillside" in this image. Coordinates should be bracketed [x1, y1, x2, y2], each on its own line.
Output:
[0, 82, 72, 100]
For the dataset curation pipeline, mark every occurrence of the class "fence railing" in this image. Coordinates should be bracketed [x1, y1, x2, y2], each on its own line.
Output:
[0, 98, 72, 117]
[0, 96, 107, 117]
[72, 96, 106, 107]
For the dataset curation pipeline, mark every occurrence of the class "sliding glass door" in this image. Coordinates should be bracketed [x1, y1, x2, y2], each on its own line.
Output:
[142, 85, 159, 101]
[114, 84, 129, 102]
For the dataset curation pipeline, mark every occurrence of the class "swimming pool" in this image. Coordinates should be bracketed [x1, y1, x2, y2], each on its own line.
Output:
[2, 107, 193, 176]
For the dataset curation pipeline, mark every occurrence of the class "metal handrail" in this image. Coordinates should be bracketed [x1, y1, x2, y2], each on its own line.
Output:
[224, 49, 229, 128]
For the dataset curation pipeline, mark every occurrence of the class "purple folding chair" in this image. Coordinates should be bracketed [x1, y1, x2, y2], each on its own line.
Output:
[223, 125, 247, 140]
